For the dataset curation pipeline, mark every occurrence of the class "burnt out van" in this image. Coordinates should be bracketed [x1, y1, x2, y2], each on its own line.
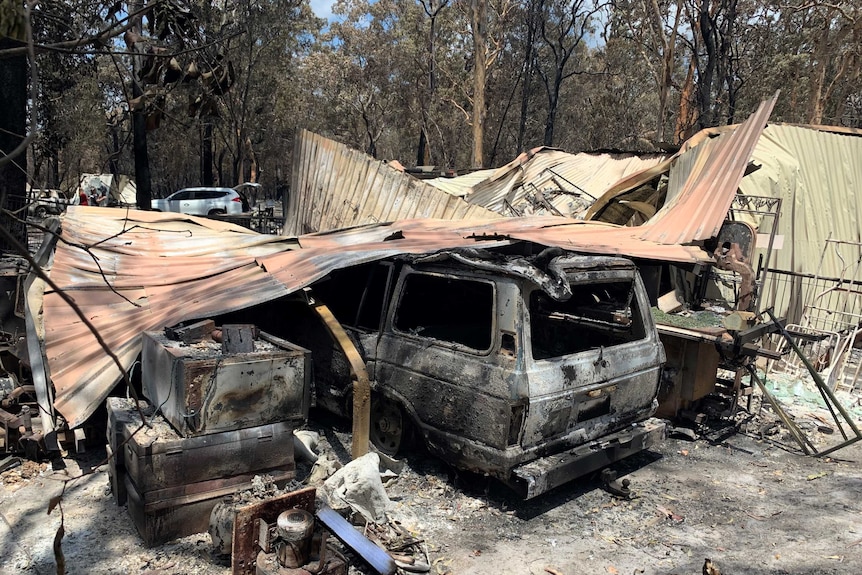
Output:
[257, 246, 666, 498]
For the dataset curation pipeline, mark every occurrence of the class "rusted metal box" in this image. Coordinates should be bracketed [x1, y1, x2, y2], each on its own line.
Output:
[655, 331, 721, 419]
[106, 397, 296, 494]
[141, 330, 311, 437]
[105, 398, 297, 547]
[125, 468, 296, 547]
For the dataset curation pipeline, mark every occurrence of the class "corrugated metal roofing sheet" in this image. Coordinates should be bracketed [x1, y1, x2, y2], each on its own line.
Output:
[423, 147, 668, 218]
[738, 123, 862, 315]
[586, 95, 777, 242]
[44, 207, 300, 427]
[284, 130, 501, 236]
[45, 208, 711, 427]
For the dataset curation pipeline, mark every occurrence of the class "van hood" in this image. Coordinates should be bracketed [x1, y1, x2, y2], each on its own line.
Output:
[407, 247, 636, 302]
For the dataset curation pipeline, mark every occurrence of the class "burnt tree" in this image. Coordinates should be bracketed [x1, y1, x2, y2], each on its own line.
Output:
[0, 37, 28, 252]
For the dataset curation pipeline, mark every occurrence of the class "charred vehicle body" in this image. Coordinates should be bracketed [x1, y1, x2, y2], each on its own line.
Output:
[235, 246, 666, 498]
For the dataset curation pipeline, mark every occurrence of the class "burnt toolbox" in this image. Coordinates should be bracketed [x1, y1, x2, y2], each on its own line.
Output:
[106, 397, 296, 494]
[141, 330, 311, 437]
[125, 468, 295, 547]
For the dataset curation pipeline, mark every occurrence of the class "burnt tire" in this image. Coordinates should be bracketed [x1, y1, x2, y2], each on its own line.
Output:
[34, 206, 48, 218]
[369, 395, 413, 457]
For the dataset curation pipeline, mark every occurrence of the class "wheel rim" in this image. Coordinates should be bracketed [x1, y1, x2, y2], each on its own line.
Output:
[370, 398, 403, 456]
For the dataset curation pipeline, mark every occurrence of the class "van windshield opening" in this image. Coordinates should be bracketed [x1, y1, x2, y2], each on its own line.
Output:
[529, 279, 646, 360]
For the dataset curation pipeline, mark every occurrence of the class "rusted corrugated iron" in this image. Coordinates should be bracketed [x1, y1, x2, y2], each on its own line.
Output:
[423, 169, 495, 197]
[584, 126, 730, 224]
[44, 209, 708, 427]
[449, 148, 668, 217]
[638, 95, 776, 244]
[587, 94, 777, 244]
[44, 207, 299, 428]
[285, 130, 501, 236]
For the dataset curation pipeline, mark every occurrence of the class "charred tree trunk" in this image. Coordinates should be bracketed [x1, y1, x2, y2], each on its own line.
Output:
[0, 37, 28, 253]
[217, 148, 226, 186]
[362, 108, 378, 158]
[417, 0, 447, 166]
[416, 127, 429, 167]
[543, 72, 563, 146]
[130, 2, 152, 209]
[696, 0, 717, 129]
[132, 86, 152, 208]
[517, 0, 540, 152]
[109, 125, 121, 185]
[470, 0, 488, 168]
[201, 122, 213, 186]
[718, 0, 737, 124]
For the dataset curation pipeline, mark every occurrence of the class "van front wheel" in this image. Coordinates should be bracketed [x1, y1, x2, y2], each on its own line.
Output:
[370, 396, 412, 456]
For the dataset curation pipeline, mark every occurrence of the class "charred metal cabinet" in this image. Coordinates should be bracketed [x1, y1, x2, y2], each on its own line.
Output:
[655, 330, 721, 419]
[106, 398, 296, 547]
[142, 331, 311, 437]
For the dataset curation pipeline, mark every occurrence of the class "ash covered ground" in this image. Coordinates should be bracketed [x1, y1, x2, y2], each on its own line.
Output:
[2, 399, 861, 575]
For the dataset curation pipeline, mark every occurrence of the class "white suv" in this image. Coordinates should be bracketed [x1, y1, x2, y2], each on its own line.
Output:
[151, 187, 248, 216]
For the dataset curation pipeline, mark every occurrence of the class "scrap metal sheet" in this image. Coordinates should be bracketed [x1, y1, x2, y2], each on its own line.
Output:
[45, 209, 706, 427]
[587, 94, 777, 244]
[285, 130, 501, 236]
[44, 207, 299, 427]
[438, 147, 668, 217]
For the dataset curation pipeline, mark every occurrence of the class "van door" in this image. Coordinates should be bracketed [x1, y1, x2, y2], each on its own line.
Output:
[374, 268, 517, 454]
[521, 265, 664, 448]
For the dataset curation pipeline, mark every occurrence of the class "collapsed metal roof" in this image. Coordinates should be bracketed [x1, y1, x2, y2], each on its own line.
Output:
[40, 96, 777, 428]
[284, 130, 502, 236]
[425, 147, 668, 218]
[44, 209, 712, 427]
[44, 209, 299, 427]
[586, 94, 778, 244]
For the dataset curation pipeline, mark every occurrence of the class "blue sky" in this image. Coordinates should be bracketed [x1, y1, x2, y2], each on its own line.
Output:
[310, 0, 337, 20]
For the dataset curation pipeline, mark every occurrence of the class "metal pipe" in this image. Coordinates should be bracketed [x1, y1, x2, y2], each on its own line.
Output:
[814, 380, 849, 441]
[815, 434, 862, 458]
[766, 309, 862, 437]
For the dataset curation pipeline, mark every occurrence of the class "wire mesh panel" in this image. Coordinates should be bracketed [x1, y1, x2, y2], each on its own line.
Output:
[765, 238, 862, 392]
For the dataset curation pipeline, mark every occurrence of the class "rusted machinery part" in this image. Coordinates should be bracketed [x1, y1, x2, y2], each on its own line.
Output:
[302, 530, 329, 575]
[310, 301, 370, 460]
[712, 242, 756, 311]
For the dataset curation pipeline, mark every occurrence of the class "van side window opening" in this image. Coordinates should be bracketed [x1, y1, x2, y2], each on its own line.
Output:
[311, 263, 391, 332]
[394, 273, 494, 351]
[529, 279, 647, 360]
